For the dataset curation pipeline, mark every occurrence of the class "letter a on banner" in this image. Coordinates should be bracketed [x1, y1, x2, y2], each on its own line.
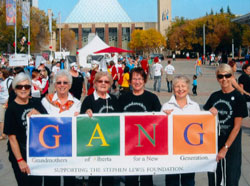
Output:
[77, 116, 120, 156]
[125, 115, 168, 155]
[6, 0, 16, 26]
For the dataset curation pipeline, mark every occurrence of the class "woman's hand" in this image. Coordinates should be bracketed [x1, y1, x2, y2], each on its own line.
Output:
[18, 160, 31, 174]
[85, 109, 93, 117]
[163, 109, 174, 115]
[27, 109, 40, 117]
[74, 112, 79, 116]
[216, 147, 228, 162]
[209, 107, 218, 116]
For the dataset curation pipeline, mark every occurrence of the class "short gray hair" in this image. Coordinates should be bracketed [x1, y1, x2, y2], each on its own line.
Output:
[12, 72, 32, 89]
[53, 69, 72, 85]
[173, 75, 190, 88]
[216, 64, 233, 75]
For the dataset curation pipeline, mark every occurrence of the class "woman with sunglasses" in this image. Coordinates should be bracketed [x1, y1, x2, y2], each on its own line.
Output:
[41, 70, 81, 186]
[80, 71, 119, 186]
[3, 72, 47, 186]
[203, 64, 248, 186]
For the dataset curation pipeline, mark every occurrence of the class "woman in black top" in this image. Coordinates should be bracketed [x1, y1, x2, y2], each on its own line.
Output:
[81, 71, 119, 186]
[204, 64, 247, 186]
[4, 73, 47, 186]
[119, 67, 161, 186]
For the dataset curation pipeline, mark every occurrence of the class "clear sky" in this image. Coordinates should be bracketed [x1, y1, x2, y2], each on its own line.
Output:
[38, 0, 250, 22]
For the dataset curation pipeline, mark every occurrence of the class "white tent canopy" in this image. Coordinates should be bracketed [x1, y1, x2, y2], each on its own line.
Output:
[78, 35, 109, 68]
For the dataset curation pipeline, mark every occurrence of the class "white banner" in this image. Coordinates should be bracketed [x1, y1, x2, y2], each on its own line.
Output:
[9, 53, 28, 66]
[27, 112, 217, 176]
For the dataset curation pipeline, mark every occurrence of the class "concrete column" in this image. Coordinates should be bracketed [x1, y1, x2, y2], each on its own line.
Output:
[118, 24, 122, 48]
[91, 24, 96, 33]
[78, 24, 82, 49]
[131, 24, 135, 34]
[105, 24, 109, 45]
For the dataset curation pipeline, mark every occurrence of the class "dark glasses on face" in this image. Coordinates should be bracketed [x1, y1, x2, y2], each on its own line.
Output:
[217, 74, 232, 79]
[97, 80, 110, 84]
[15, 85, 31, 90]
[56, 81, 69, 85]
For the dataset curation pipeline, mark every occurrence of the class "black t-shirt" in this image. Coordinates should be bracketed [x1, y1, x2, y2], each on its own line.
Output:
[238, 73, 250, 102]
[119, 90, 161, 112]
[69, 73, 84, 100]
[4, 98, 47, 150]
[80, 93, 119, 114]
[203, 89, 247, 144]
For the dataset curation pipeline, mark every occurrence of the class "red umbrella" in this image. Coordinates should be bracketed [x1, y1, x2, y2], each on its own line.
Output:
[94, 46, 134, 54]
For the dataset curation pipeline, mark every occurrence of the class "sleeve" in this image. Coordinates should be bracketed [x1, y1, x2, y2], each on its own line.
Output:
[152, 94, 161, 111]
[203, 94, 214, 111]
[234, 93, 248, 118]
[3, 105, 17, 135]
[80, 96, 92, 114]
[161, 102, 171, 111]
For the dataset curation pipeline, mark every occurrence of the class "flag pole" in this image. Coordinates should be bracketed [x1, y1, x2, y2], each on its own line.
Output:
[14, 0, 17, 54]
[28, 0, 30, 57]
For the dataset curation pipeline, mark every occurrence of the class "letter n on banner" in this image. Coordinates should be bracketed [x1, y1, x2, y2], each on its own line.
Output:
[29, 117, 72, 157]
[173, 114, 216, 154]
[77, 116, 120, 156]
[125, 115, 168, 155]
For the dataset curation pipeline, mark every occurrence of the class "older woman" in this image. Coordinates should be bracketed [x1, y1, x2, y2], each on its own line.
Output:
[161, 75, 200, 186]
[80, 71, 119, 186]
[204, 64, 248, 186]
[41, 70, 81, 186]
[3, 73, 47, 186]
[119, 67, 161, 186]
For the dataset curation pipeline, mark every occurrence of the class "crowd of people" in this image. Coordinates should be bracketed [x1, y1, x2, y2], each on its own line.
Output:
[0, 53, 249, 186]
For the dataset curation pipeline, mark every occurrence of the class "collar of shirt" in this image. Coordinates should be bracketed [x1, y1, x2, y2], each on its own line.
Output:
[168, 95, 196, 108]
[93, 90, 110, 101]
[52, 92, 74, 103]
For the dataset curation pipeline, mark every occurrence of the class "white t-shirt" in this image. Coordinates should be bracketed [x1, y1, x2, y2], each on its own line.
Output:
[161, 95, 200, 113]
[164, 64, 175, 75]
[52, 66, 60, 75]
[32, 80, 43, 98]
[0, 79, 9, 104]
[152, 63, 163, 76]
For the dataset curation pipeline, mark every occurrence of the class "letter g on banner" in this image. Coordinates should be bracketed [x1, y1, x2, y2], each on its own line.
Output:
[184, 123, 204, 146]
[39, 125, 61, 149]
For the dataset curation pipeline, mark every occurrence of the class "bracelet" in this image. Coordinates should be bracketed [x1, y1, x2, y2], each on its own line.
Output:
[17, 158, 24, 162]
[224, 144, 229, 149]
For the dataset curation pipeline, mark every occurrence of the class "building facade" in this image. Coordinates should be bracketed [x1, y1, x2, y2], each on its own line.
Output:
[57, 0, 171, 52]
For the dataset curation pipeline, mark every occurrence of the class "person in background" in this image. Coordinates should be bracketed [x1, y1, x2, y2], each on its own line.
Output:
[51, 61, 61, 78]
[172, 53, 176, 61]
[162, 75, 199, 186]
[192, 75, 197, 96]
[238, 64, 250, 116]
[37, 65, 49, 98]
[120, 66, 130, 96]
[195, 57, 202, 77]
[204, 64, 247, 186]
[109, 61, 118, 92]
[25, 60, 35, 77]
[152, 57, 163, 92]
[69, 62, 86, 100]
[140, 58, 149, 79]
[4, 73, 47, 186]
[87, 64, 99, 96]
[31, 70, 43, 99]
[148, 56, 153, 79]
[0, 69, 10, 140]
[119, 67, 161, 186]
[41, 70, 81, 186]
[164, 60, 175, 92]
[81, 71, 119, 186]
[227, 60, 250, 96]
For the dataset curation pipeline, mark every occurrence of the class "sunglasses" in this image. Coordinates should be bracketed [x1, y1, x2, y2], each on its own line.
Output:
[217, 74, 232, 79]
[15, 84, 31, 90]
[97, 80, 110, 84]
[56, 81, 69, 85]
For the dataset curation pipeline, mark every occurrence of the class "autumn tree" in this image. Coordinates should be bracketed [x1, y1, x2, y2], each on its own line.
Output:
[56, 26, 76, 51]
[0, 2, 51, 53]
[129, 29, 166, 55]
[242, 25, 250, 52]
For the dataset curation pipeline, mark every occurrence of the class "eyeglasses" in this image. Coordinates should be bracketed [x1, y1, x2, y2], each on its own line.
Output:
[56, 81, 69, 85]
[217, 74, 232, 79]
[97, 80, 110, 84]
[15, 85, 31, 90]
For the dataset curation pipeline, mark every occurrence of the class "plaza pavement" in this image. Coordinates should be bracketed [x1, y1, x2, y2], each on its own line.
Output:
[0, 59, 249, 186]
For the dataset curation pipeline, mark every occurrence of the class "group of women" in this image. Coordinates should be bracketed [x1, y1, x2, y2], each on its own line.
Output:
[3, 62, 248, 186]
